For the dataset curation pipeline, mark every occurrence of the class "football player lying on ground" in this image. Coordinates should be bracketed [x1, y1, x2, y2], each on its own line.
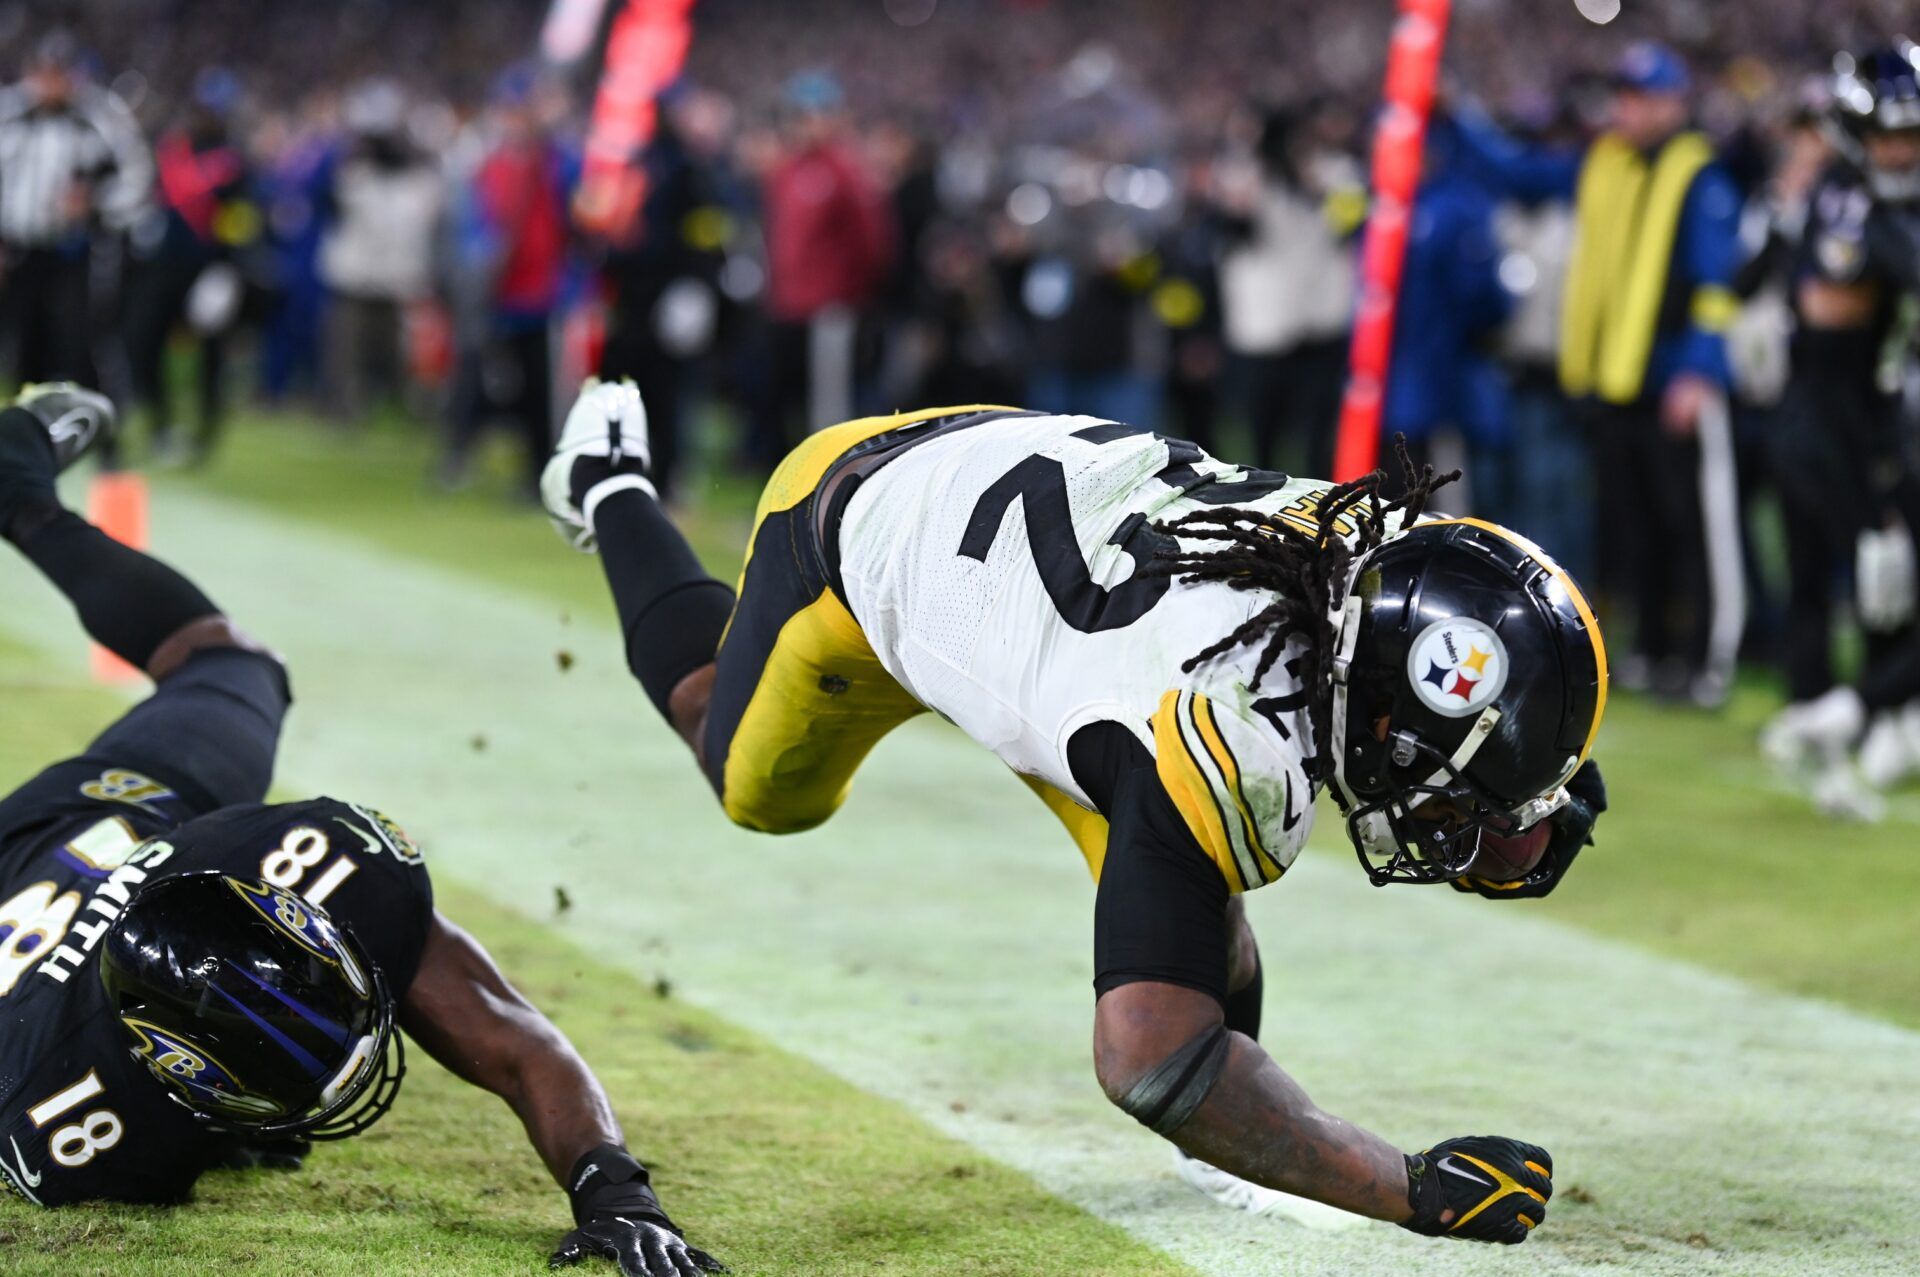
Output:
[544, 383, 1609, 1244]
[0, 386, 722, 1277]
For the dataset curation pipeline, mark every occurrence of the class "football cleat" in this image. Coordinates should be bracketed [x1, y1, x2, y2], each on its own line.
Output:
[1172, 1150, 1369, 1231]
[1811, 759, 1886, 823]
[9, 382, 116, 473]
[1760, 687, 1867, 770]
[1859, 704, 1920, 791]
[540, 378, 655, 553]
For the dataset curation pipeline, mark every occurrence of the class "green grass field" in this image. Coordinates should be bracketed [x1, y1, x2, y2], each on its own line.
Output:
[3, 409, 1919, 1276]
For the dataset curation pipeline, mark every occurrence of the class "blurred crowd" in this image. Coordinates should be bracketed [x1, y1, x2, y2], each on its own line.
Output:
[2, 0, 1919, 807]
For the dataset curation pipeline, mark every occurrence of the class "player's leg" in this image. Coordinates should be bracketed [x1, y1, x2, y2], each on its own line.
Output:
[544, 381, 947, 830]
[540, 378, 736, 756]
[0, 384, 290, 816]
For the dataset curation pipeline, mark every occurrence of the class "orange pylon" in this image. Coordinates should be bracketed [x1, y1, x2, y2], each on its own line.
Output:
[87, 472, 148, 684]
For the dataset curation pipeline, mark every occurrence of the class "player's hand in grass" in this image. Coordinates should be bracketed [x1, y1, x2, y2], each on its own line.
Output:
[1399, 1135, 1552, 1243]
[549, 1216, 726, 1276]
[551, 1144, 724, 1276]
[1452, 759, 1607, 900]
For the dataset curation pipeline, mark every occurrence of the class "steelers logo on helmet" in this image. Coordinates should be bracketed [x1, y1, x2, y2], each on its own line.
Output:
[1407, 617, 1509, 718]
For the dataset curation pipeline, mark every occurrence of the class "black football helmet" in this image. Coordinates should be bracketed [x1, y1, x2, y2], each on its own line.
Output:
[1831, 43, 1920, 201]
[99, 872, 404, 1141]
[1327, 519, 1607, 885]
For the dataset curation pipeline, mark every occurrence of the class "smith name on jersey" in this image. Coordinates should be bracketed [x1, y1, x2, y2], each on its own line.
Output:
[835, 412, 1417, 892]
[0, 775, 431, 1206]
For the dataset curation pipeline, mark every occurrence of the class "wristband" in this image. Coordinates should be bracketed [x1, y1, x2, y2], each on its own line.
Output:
[1398, 1151, 1448, 1236]
[566, 1143, 669, 1230]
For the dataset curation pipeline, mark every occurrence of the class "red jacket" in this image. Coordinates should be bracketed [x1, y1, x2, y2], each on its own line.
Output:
[476, 140, 569, 316]
[763, 140, 895, 321]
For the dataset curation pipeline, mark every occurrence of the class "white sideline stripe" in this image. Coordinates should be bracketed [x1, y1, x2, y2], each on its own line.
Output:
[3, 487, 1919, 1277]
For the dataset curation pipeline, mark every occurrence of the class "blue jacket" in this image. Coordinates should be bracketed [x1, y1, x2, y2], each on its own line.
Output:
[1384, 165, 1513, 443]
[1443, 110, 1739, 397]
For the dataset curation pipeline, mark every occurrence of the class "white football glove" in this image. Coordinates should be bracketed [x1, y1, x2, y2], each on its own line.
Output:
[1856, 523, 1916, 633]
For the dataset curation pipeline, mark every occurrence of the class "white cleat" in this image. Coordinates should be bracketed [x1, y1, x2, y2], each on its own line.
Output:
[1761, 687, 1866, 771]
[1172, 1150, 1370, 1231]
[11, 382, 116, 471]
[1859, 704, 1920, 791]
[540, 377, 655, 552]
[1812, 760, 1885, 823]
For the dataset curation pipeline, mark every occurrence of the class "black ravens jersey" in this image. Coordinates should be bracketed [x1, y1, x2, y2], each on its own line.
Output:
[0, 768, 431, 1206]
[1798, 164, 1920, 322]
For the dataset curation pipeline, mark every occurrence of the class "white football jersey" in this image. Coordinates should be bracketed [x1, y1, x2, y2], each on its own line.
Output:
[837, 412, 1406, 892]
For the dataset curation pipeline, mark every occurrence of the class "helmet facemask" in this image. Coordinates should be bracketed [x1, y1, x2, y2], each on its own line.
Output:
[1335, 722, 1570, 886]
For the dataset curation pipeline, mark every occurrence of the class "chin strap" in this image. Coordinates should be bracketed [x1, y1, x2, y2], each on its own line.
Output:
[1418, 707, 1502, 794]
[1326, 591, 1366, 810]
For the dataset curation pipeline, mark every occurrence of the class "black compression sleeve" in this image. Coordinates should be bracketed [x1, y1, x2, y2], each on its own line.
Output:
[591, 486, 736, 720]
[1093, 765, 1232, 1006]
[1224, 958, 1263, 1041]
[13, 510, 220, 671]
[0, 406, 63, 542]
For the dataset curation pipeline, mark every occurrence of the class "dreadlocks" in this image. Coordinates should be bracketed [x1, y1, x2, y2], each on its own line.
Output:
[1147, 438, 1458, 781]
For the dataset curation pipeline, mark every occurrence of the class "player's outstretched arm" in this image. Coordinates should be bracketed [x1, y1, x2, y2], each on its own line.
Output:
[400, 914, 725, 1276]
[1093, 982, 1551, 1243]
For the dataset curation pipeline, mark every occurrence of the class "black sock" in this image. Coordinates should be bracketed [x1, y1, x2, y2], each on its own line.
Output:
[0, 405, 63, 543]
[591, 485, 735, 719]
[13, 511, 219, 671]
[1224, 957, 1262, 1042]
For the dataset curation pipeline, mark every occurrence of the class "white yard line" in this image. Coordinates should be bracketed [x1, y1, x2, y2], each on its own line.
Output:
[3, 489, 1916, 1277]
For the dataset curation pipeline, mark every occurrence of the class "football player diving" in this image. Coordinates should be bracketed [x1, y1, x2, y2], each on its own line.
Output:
[0, 385, 722, 1277]
[544, 382, 1609, 1245]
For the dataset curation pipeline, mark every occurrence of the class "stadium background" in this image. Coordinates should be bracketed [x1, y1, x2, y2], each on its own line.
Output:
[2, 0, 1919, 1274]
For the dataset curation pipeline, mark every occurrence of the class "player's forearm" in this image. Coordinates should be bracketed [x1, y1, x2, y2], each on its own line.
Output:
[499, 1019, 626, 1185]
[400, 916, 627, 1186]
[1174, 1035, 1410, 1221]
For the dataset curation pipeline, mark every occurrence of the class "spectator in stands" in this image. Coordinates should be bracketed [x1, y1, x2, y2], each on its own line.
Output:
[1383, 125, 1514, 516]
[1156, 151, 1228, 454]
[318, 80, 442, 421]
[1022, 217, 1162, 430]
[255, 93, 338, 403]
[754, 70, 894, 459]
[599, 87, 736, 499]
[0, 31, 150, 390]
[907, 218, 1025, 409]
[441, 68, 576, 495]
[1491, 104, 1590, 583]
[1450, 44, 1744, 706]
[1213, 102, 1362, 477]
[123, 68, 257, 465]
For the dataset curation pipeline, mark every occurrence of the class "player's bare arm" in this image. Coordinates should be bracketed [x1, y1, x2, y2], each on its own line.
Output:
[400, 915, 724, 1276]
[1094, 981, 1411, 1220]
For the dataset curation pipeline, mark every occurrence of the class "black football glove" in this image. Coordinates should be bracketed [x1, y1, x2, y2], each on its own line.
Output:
[1452, 759, 1607, 900]
[550, 1144, 725, 1277]
[1400, 1135, 1553, 1244]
